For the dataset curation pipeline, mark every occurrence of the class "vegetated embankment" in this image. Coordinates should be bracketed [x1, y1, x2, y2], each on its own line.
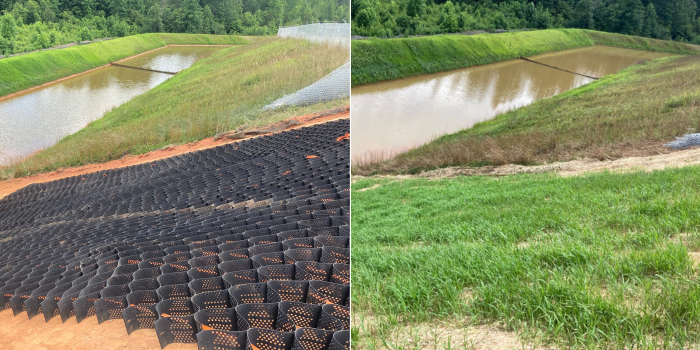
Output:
[357, 54, 700, 175]
[351, 29, 700, 86]
[2, 37, 349, 179]
[0, 33, 248, 98]
[352, 167, 700, 349]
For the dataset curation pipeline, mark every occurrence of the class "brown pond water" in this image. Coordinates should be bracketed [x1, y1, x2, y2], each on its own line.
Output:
[0, 46, 223, 165]
[351, 45, 672, 161]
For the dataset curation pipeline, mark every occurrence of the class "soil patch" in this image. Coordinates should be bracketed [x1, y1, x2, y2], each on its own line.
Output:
[0, 309, 195, 350]
[355, 147, 700, 181]
[354, 313, 553, 350]
[0, 106, 349, 200]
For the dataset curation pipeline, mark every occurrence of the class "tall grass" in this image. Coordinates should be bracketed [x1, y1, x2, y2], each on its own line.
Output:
[352, 167, 700, 348]
[351, 29, 700, 86]
[2, 37, 348, 178]
[356, 54, 700, 175]
[0, 33, 249, 97]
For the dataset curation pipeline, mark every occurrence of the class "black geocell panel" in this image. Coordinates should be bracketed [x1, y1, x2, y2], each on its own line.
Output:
[0, 120, 350, 350]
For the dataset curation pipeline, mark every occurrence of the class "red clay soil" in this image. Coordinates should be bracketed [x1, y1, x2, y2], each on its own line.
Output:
[0, 309, 196, 350]
[0, 107, 349, 200]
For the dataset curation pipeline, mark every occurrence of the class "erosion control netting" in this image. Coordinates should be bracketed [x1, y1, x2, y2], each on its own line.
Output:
[277, 23, 350, 48]
[664, 133, 700, 150]
[263, 62, 350, 111]
[264, 23, 350, 111]
[0, 120, 350, 350]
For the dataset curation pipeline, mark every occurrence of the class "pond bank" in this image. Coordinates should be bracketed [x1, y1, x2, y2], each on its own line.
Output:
[351, 29, 700, 86]
[0, 33, 248, 98]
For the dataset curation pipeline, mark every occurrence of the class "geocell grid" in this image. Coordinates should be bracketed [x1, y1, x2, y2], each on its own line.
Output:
[0, 119, 350, 350]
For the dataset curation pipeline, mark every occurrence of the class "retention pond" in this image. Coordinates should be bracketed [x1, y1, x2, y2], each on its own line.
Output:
[351, 45, 672, 161]
[0, 46, 223, 164]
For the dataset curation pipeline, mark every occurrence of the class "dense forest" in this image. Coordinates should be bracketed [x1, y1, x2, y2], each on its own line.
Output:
[351, 0, 700, 42]
[0, 0, 349, 55]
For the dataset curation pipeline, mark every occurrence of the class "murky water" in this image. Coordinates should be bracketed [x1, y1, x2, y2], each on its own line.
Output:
[0, 46, 222, 164]
[351, 45, 671, 160]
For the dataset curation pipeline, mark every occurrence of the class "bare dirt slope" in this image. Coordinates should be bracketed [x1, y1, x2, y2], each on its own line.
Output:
[0, 107, 349, 200]
[0, 309, 195, 350]
[355, 147, 700, 181]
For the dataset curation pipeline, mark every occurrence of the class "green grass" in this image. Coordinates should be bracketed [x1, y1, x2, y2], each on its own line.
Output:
[356, 54, 700, 175]
[2, 37, 348, 178]
[0, 33, 249, 97]
[351, 29, 700, 86]
[352, 167, 700, 349]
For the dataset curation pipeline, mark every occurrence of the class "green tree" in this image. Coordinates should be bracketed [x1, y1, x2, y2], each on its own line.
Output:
[202, 5, 215, 33]
[573, 0, 594, 29]
[144, 3, 163, 32]
[49, 30, 58, 45]
[32, 24, 51, 48]
[109, 0, 125, 17]
[0, 12, 18, 40]
[78, 25, 93, 40]
[405, 0, 425, 18]
[269, 0, 284, 27]
[619, 0, 644, 35]
[667, 0, 698, 41]
[24, 0, 42, 25]
[82, 0, 97, 16]
[641, 3, 661, 38]
[354, 0, 376, 27]
[11, 2, 28, 25]
[38, 0, 57, 22]
[297, 0, 313, 23]
[182, 0, 203, 33]
[439, 1, 458, 32]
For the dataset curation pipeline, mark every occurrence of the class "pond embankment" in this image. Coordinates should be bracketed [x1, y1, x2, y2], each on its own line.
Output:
[1, 38, 349, 179]
[351, 45, 671, 161]
[0, 33, 248, 98]
[351, 29, 700, 86]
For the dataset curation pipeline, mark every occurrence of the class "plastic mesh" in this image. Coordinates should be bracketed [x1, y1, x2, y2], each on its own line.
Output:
[263, 62, 350, 110]
[664, 133, 700, 150]
[277, 22, 350, 47]
[0, 120, 350, 349]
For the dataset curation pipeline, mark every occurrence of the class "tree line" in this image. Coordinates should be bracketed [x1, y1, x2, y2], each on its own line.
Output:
[352, 0, 700, 43]
[0, 0, 349, 55]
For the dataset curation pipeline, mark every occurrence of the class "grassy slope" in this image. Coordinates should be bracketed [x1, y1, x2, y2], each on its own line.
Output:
[353, 168, 700, 349]
[4, 38, 348, 178]
[351, 29, 700, 86]
[357, 53, 700, 175]
[0, 33, 248, 97]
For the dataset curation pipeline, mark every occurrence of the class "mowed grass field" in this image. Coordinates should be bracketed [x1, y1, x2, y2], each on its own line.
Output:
[352, 168, 700, 349]
[355, 54, 700, 175]
[2, 37, 348, 178]
[0, 33, 248, 97]
[351, 29, 700, 86]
